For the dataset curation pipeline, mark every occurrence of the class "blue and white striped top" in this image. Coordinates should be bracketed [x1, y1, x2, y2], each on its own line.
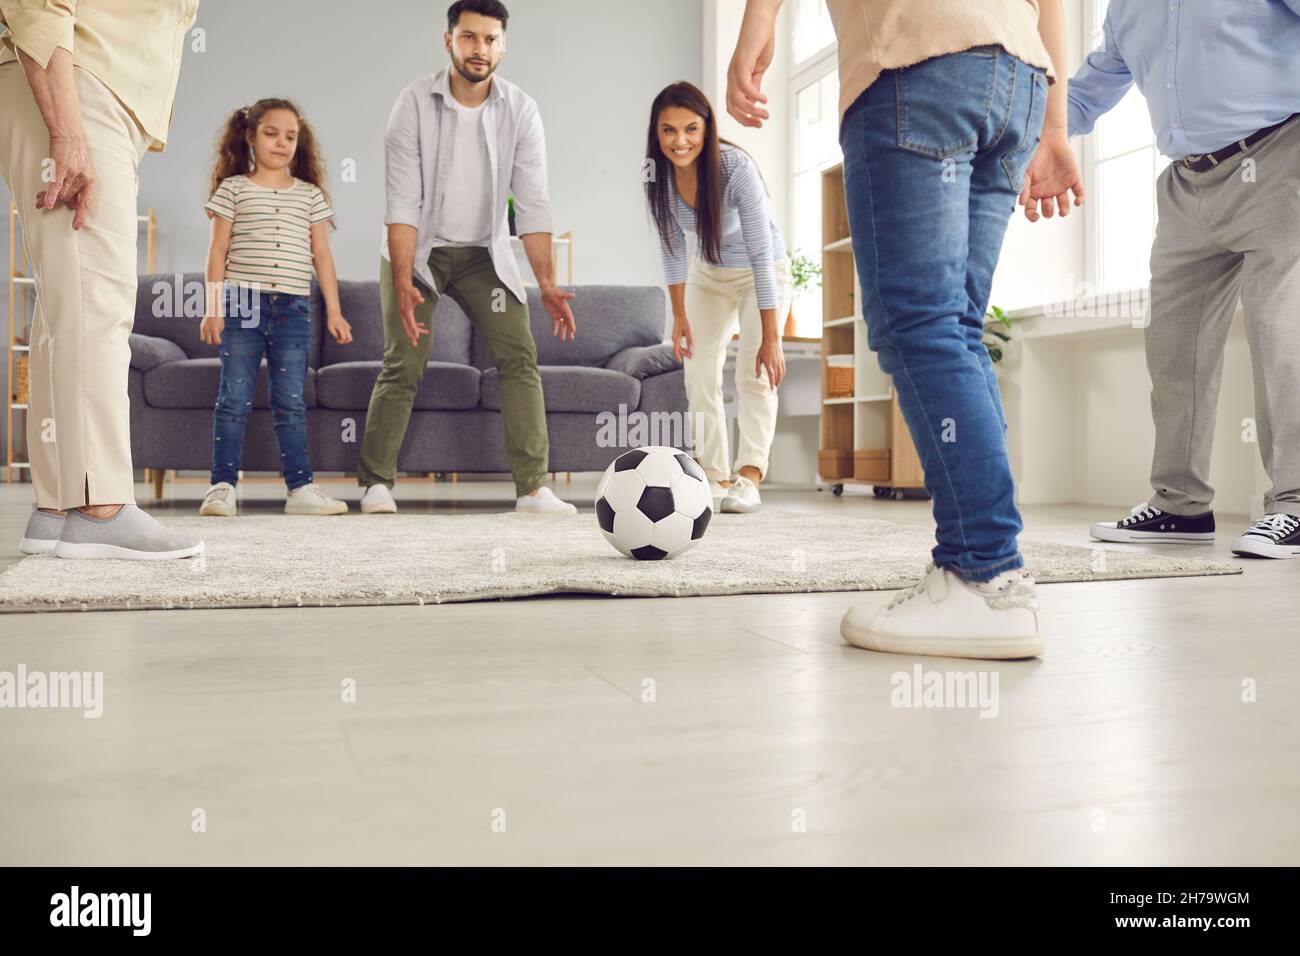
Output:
[659, 145, 787, 310]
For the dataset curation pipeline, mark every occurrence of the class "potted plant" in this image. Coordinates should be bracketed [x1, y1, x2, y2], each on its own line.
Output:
[983, 304, 1014, 364]
[787, 251, 822, 337]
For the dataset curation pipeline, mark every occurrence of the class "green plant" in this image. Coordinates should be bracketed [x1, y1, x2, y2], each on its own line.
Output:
[983, 304, 1013, 364]
[790, 251, 822, 294]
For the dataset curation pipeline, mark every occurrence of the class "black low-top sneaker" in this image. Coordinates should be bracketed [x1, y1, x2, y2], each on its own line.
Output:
[1090, 502, 1215, 544]
[1231, 514, 1300, 559]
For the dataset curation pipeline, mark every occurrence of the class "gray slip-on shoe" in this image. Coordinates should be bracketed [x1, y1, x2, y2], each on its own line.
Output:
[19, 508, 66, 555]
[54, 505, 205, 561]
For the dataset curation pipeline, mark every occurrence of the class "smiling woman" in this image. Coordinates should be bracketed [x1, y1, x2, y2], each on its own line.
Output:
[643, 81, 792, 512]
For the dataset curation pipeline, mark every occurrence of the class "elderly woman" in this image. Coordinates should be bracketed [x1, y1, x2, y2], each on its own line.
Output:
[1, 1, 203, 559]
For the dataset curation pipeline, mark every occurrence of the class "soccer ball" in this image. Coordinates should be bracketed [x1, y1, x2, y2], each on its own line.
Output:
[595, 446, 712, 560]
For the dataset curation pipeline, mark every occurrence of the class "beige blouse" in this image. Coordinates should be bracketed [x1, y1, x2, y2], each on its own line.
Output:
[0, 0, 201, 151]
[826, 0, 1055, 123]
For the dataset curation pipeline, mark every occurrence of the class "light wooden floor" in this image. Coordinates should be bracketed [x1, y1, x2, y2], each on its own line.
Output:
[0, 477, 1295, 865]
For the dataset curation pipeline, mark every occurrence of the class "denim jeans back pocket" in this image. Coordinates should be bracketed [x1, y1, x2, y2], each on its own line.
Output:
[1000, 68, 1049, 192]
[894, 49, 999, 159]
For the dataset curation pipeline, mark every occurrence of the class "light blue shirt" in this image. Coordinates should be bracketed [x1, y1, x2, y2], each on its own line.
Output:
[659, 146, 787, 310]
[1067, 0, 1300, 159]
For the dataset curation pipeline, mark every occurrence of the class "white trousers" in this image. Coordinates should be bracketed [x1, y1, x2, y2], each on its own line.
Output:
[683, 257, 794, 483]
[0, 63, 150, 509]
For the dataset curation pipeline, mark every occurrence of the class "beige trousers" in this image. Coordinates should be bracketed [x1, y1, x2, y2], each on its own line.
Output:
[0, 62, 150, 509]
[683, 257, 794, 483]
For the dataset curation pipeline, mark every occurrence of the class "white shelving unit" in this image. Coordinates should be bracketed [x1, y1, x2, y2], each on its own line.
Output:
[818, 164, 924, 498]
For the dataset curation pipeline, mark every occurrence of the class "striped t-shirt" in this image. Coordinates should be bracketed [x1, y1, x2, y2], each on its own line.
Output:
[205, 175, 334, 296]
[659, 145, 788, 310]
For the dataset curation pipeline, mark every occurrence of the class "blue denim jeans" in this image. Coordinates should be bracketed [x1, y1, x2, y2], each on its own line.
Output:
[840, 47, 1047, 582]
[210, 287, 314, 490]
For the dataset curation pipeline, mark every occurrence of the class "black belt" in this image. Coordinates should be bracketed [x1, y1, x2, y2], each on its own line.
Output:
[1180, 114, 1298, 172]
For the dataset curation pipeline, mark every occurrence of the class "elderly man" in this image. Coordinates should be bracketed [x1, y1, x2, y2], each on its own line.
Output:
[1054, 0, 1300, 559]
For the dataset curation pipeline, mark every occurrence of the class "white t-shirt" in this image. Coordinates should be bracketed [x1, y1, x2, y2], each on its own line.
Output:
[434, 97, 493, 246]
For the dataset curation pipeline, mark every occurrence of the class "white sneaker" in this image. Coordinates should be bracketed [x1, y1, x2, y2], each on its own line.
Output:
[708, 480, 728, 502]
[516, 486, 578, 514]
[285, 483, 348, 515]
[360, 484, 397, 514]
[199, 482, 237, 517]
[841, 563, 1043, 660]
[721, 475, 761, 514]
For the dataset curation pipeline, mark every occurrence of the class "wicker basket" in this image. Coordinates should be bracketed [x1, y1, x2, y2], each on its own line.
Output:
[827, 365, 854, 398]
[15, 354, 28, 406]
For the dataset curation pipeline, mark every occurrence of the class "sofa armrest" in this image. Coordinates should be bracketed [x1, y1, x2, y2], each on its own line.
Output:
[129, 332, 187, 372]
[604, 343, 681, 379]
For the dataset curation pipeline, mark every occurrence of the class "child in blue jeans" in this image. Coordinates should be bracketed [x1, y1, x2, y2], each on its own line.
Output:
[199, 98, 352, 516]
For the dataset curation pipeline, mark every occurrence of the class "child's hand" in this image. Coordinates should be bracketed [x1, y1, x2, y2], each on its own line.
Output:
[200, 313, 224, 346]
[327, 313, 353, 344]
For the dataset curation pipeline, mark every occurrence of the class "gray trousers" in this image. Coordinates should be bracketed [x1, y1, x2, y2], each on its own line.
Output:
[1147, 115, 1300, 518]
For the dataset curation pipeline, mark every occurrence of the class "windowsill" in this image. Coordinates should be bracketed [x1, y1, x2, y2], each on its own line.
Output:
[1006, 286, 1151, 340]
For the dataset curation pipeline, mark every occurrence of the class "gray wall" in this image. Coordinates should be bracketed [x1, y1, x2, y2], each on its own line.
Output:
[1, 0, 702, 460]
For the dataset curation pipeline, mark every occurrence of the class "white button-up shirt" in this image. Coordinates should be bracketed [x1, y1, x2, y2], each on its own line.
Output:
[381, 68, 553, 304]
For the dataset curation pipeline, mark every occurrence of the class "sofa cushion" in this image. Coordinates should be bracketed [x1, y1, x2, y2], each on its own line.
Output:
[604, 343, 681, 379]
[479, 365, 639, 414]
[129, 332, 187, 372]
[320, 278, 473, 367]
[143, 359, 318, 409]
[472, 285, 667, 370]
[133, 272, 325, 367]
[314, 361, 481, 411]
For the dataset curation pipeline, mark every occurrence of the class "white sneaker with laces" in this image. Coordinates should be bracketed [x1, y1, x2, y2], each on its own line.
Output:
[841, 563, 1043, 660]
[516, 486, 577, 514]
[721, 475, 761, 514]
[708, 480, 728, 503]
[1231, 513, 1300, 559]
[199, 482, 237, 517]
[285, 483, 348, 515]
[360, 484, 398, 514]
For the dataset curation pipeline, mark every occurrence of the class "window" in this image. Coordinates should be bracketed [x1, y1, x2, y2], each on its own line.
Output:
[789, 2, 840, 337]
[1088, 0, 1166, 294]
[791, 0, 835, 63]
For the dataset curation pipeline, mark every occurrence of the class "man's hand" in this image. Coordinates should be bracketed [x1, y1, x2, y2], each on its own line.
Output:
[541, 284, 576, 341]
[726, 2, 781, 128]
[396, 279, 428, 347]
[1019, 130, 1086, 222]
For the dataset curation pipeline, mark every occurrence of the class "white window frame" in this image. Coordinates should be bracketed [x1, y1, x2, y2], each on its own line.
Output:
[788, 22, 839, 337]
[1083, 0, 1161, 295]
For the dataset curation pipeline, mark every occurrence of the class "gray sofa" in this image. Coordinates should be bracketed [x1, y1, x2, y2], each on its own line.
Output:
[126, 273, 687, 479]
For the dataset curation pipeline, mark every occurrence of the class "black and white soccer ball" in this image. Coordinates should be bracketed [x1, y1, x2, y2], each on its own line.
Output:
[595, 446, 712, 560]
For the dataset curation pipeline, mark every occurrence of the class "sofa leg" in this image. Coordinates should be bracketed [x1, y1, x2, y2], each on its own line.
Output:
[451, 472, 458, 483]
[565, 472, 571, 483]
[151, 469, 166, 500]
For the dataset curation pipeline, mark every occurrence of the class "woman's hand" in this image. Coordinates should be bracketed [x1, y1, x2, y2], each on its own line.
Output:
[756, 334, 785, 388]
[1019, 129, 1086, 222]
[327, 313, 353, 344]
[199, 313, 225, 347]
[671, 314, 693, 361]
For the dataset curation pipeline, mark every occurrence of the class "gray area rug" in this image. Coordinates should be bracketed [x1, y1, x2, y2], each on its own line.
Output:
[0, 510, 1240, 614]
